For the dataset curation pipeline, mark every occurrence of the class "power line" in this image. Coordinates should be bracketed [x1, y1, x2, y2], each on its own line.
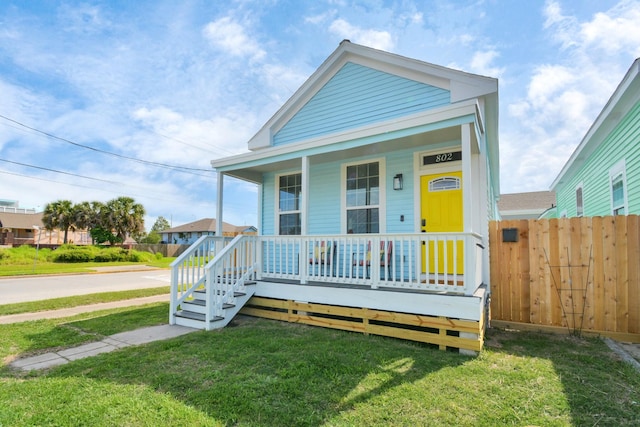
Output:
[0, 168, 209, 205]
[0, 158, 120, 185]
[0, 113, 215, 173]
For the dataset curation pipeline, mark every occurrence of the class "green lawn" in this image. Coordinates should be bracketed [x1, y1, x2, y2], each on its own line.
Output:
[1, 306, 638, 426]
[0, 286, 170, 316]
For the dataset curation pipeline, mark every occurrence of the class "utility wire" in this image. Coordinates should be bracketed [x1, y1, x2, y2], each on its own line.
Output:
[0, 168, 217, 206]
[0, 158, 120, 185]
[0, 113, 215, 173]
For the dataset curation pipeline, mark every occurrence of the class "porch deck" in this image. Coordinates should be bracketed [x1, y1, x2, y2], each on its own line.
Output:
[170, 234, 489, 353]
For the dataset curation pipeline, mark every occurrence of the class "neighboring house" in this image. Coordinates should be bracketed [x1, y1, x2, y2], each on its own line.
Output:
[171, 41, 499, 353]
[161, 218, 256, 245]
[0, 206, 91, 247]
[551, 57, 640, 218]
[0, 211, 42, 246]
[498, 191, 556, 220]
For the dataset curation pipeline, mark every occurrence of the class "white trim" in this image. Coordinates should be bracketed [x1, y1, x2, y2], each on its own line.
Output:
[609, 159, 628, 215]
[212, 100, 479, 170]
[301, 157, 309, 235]
[216, 172, 224, 236]
[341, 158, 386, 234]
[274, 170, 302, 235]
[413, 148, 463, 233]
[246, 41, 497, 150]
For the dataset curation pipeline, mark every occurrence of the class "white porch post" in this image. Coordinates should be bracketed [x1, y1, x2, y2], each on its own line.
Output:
[461, 123, 476, 296]
[216, 171, 224, 251]
[256, 182, 263, 280]
[300, 156, 309, 284]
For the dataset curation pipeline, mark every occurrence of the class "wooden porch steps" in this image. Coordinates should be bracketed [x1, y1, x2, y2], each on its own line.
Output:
[174, 282, 257, 330]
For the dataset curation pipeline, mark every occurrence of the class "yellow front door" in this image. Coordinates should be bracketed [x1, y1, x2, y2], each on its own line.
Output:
[420, 171, 464, 274]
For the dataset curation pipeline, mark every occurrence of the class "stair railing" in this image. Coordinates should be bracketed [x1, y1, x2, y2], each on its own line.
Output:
[204, 234, 258, 322]
[169, 235, 229, 325]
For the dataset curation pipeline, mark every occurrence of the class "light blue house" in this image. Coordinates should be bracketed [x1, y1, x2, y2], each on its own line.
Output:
[551, 58, 640, 218]
[170, 41, 499, 352]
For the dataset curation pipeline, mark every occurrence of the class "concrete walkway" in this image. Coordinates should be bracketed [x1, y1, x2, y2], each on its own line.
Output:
[10, 324, 196, 371]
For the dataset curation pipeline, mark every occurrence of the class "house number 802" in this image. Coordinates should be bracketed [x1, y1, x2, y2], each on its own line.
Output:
[435, 153, 453, 162]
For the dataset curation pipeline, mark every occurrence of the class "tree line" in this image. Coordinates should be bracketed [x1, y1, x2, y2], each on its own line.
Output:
[42, 197, 145, 245]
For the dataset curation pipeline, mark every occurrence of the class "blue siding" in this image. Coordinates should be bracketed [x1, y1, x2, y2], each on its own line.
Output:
[308, 161, 341, 234]
[262, 173, 275, 234]
[261, 148, 423, 236]
[273, 62, 450, 146]
[385, 150, 416, 233]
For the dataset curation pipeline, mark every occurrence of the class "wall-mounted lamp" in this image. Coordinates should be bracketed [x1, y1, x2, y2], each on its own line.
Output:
[393, 174, 403, 191]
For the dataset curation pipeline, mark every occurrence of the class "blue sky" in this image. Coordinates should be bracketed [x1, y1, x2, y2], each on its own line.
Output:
[1, 0, 639, 230]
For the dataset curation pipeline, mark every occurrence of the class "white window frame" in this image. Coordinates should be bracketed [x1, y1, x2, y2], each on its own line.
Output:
[575, 183, 584, 217]
[609, 160, 627, 216]
[275, 171, 302, 235]
[341, 158, 386, 234]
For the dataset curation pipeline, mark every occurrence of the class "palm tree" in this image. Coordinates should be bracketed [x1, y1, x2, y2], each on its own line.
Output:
[104, 197, 145, 244]
[42, 200, 75, 244]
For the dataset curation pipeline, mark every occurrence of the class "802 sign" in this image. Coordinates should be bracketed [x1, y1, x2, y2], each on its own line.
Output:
[423, 151, 462, 165]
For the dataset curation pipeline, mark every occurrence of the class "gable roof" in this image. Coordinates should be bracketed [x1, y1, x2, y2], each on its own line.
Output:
[161, 218, 247, 234]
[0, 212, 43, 230]
[211, 41, 500, 194]
[498, 191, 556, 212]
[551, 57, 640, 189]
[247, 40, 498, 151]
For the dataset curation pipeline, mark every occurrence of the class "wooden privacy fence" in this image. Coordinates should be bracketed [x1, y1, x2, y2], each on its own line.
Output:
[489, 216, 640, 340]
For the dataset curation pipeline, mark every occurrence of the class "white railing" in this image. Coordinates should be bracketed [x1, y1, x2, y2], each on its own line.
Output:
[204, 235, 258, 321]
[169, 235, 229, 324]
[259, 233, 484, 295]
[169, 234, 258, 326]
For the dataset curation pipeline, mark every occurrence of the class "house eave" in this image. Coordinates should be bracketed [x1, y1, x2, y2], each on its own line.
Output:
[212, 99, 485, 182]
[550, 58, 640, 190]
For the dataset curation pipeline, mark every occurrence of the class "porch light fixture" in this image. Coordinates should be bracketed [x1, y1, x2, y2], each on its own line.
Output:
[393, 174, 403, 190]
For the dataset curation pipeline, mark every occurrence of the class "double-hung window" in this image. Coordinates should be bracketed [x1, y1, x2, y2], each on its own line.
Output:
[278, 173, 301, 235]
[346, 161, 380, 233]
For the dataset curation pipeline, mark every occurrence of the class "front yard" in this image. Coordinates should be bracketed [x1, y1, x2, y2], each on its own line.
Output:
[1, 303, 639, 426]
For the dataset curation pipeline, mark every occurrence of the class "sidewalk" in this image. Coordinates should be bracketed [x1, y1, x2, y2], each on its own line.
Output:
[10, 324, 196, 371]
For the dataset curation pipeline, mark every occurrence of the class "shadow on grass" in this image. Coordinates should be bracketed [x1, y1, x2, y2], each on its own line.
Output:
[1, 304, 169, 360]
[40, 316, 468, 426]
[483, 327, 640, 426]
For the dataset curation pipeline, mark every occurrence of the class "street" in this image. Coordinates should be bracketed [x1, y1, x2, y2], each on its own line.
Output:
[0, 269, 171, 304]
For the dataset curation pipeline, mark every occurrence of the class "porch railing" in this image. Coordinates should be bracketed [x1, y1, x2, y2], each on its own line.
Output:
[170, 234, 258, 326]
[259, 233, 484, 296]
[205, 234, 258, 319]
[169, 235, 230, 324]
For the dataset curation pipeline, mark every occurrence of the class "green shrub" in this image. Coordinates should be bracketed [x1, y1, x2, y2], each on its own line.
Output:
[0, 245, 54, 265]
[52, 246, 95, 262]
[155, 252, 164, 260]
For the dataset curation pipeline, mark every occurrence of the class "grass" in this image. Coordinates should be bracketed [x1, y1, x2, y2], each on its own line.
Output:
[0, 286, 170, 316]
[1, 309, 639, 426]
[0, 258, 173, 276]
[0, 244, 175, 276]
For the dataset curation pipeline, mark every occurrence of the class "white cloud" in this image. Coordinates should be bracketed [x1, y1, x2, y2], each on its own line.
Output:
[500, 0, 640, 192]
[203, 17, 265, 61]
[580, 2, 640, 56]
[328, 18, 394, 51]
[469, 50, 505, 78]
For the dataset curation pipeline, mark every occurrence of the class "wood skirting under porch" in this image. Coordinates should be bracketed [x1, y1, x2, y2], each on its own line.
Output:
[239, 282, 489, 354]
